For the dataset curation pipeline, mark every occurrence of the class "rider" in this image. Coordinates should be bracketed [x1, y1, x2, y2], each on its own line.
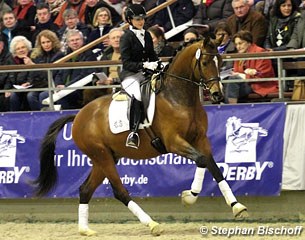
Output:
[120, 4, 159, 149]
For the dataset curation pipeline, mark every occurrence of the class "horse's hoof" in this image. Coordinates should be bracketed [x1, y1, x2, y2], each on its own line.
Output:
[148, 220, 164, 236]
[181, 190, 198, 206]
[233, 202, 249, 219]
[79, 227, 97, 236]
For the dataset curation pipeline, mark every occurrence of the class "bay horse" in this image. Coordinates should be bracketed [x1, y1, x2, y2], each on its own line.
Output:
[34, 37, 248, 236]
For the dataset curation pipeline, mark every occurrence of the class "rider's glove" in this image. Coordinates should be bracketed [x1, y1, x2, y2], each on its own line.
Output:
[143, 61, 159, 71]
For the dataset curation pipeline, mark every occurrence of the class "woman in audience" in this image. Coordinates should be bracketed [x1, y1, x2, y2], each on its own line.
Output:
[148, 25, 175, 57]
[225, 30, 278, 104]
[27, 30, 64, 110]
[5, 35, 33, 111]
[87, 7, 113, 51]
[264, 0, 300, 51]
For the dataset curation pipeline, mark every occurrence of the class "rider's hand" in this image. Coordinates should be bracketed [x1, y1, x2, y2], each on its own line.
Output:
[143, 61, 159, 71]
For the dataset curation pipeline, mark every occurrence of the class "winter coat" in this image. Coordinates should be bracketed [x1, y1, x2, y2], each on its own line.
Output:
[227, 9, 268, 47]
[233, 44, 278, 96]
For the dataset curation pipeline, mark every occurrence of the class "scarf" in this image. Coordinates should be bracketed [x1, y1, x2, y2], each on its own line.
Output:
[13, 1, 34, 20]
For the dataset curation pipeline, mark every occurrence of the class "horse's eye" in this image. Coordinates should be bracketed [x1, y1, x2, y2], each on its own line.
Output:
[202, 61, 208, 66]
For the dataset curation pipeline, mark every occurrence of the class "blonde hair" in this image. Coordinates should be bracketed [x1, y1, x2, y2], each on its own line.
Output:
[93, 7, 112, 27]
[31, 30, 62, 59]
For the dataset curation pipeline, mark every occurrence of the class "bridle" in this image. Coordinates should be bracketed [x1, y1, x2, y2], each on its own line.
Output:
[160, 49, 221, 91]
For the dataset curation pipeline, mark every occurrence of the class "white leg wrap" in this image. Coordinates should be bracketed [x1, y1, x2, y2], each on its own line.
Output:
[78, 204, 89, 229]
[218, 180, 237, 206]
[191, 167, 206, 194]
[128, 200, 152, 225]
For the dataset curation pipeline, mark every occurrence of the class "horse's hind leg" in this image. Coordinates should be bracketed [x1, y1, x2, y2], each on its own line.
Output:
[94, 151, 164, 236]
[78, 164, 106, 236]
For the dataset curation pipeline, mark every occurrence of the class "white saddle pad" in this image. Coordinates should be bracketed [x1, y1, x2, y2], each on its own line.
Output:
[109, 93, 155, 134]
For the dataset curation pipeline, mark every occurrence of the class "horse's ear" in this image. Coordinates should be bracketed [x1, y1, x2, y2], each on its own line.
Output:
[203, 35, 210, 47]
[214, 35, 223, 47]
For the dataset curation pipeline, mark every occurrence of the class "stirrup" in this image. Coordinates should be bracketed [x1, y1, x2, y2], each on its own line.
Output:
[125, 132, 140, 149]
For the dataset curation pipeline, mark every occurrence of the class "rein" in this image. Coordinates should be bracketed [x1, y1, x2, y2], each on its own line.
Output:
[160, 51, 221, 91]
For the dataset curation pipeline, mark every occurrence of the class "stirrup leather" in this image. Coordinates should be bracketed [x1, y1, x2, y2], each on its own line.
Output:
[126, 132, 140, 149]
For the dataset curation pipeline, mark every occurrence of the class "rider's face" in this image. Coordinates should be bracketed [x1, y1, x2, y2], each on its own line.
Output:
[131, 17, 145, 30]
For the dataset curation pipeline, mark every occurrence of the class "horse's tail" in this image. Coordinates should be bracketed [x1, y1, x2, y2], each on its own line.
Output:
[33, 115, 76, 197]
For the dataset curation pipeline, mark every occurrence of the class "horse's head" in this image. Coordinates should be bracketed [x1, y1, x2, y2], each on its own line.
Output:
[191, 36, 224, 103]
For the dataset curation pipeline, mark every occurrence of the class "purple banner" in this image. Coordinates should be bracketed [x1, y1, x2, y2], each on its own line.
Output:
[0, 103, 285, 198]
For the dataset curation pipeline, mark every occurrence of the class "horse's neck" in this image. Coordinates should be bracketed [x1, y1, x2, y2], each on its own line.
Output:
[161, 48, 200, 106]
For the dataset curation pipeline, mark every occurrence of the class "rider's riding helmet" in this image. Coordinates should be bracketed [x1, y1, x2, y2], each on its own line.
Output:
[125, 4, 146, 25]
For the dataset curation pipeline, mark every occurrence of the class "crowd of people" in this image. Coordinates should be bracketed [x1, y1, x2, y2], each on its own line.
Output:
[1, 0, 305, 111]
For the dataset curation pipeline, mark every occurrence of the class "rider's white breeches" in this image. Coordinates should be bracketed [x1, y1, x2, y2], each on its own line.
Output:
[121, 74, 143, 101]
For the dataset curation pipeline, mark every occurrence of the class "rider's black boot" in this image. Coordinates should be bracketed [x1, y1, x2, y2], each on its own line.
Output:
[126, 97, 143, 149]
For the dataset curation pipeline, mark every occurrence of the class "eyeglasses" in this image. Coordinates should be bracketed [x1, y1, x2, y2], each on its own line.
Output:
[98, 14, 109, 17]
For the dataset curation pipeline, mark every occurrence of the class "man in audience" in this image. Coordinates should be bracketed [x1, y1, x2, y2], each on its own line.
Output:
[83, 27, 124, 105]
[31, 3, 59, 45]
[57, 8, 90, 54]
[227, 0, 268, 47]
[39, 30, 97, 109]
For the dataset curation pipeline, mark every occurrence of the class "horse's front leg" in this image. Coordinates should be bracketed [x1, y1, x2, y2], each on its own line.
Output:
[168, 135, 248, 219]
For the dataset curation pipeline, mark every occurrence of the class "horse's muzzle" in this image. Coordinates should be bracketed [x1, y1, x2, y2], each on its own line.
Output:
[210, 92, 224, 104]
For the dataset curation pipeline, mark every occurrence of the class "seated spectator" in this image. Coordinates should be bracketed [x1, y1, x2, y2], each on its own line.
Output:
[1, 10, 31, 48]
[5, 36, 34, 111]
[39, 30, 98, 109]
[54, 0, 87, 28]
[57, 8, 90, 54]
[0, 36, 13, 112]
[153, 0, 196, 33]
[148, 25, 175, 57]
[87, 7, 113, 52]
[0, 0, 11, 28]
[214, 21, 236, 71]
[46, 0, 65, 22]
[225, 30, 278, 104]
[193, 0, 234, 33]
[264, 0, 301, 51]
[31, 3, 60, 45]
[27, 30, 64, 110]
[227, 0, 268, 47]
[183, 27, 200, 43]
[84, 0, 121, 29]
[83, 27, 124, 104]
[13, 0, 36, 42]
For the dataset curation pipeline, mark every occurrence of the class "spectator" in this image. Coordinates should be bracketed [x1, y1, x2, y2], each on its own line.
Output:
[0, 0, 11, 28]
[193, 0, 234, 33]
[87, 7, 113, 52]
[13, 0, 36, 42]
[264, 0, 300, 51]
[57, 8, 90, 54]
[27, 30, 64, 110]
[84, 0, 121, 29]
[227, 0, 268, 47]
[1, 10, 31, 48]
[31, 3, 60, 45]
[83, 27, 124, 105]
[39, 30, 97, 109]
[120, 4, 159, 148]
[148, 25, 175, 57]
[45, 0, 65, 22]
[285, 7, 305, 49]
[153, 0, 196, 33]
[214, 21, 236, 71]
[183, 27, 200, 43]
[54, 0, 87, 28]
[5, 36, 34, 111]
[225, 30, 278, 104]
[0, 36, 13, 112]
